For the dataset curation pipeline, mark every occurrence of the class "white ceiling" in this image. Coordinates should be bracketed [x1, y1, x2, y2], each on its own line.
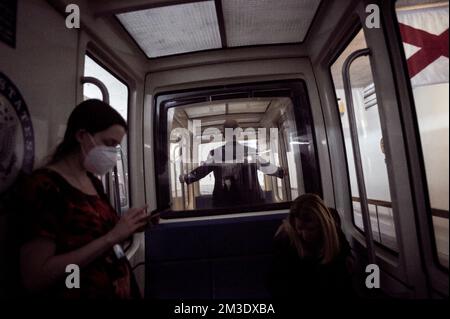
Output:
[117, 1, 221, 58]
[397, 0, 449, 7]
[173, 99, 272, 130]
[181, 99, 271, 119]
[116, 0, 322, 58]
[222, 0, 321, 47]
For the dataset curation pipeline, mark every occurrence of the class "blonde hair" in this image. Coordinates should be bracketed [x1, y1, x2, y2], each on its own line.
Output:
[276, 193, 341, 264]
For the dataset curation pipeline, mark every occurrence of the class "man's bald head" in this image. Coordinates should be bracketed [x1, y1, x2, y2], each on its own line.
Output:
[223, 119, 240, 130]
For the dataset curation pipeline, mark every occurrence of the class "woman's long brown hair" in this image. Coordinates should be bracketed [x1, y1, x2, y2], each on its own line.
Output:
[276, 193, 341, 264]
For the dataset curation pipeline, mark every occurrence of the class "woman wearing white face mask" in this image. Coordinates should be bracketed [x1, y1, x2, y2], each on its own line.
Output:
[12, 99, 155, 299]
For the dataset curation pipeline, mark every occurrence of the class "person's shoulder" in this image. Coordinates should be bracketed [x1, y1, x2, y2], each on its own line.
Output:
[211, 143, 227, 152]
[21, 168, 62, 194]
[5, 168, 63, 215]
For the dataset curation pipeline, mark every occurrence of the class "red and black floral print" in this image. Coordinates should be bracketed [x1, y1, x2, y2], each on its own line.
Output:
[17, 168, 138, 299]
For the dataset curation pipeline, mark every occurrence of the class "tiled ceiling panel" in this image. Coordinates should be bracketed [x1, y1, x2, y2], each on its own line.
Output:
[222, 0, 321, 47]
[117, 1, 222, 58]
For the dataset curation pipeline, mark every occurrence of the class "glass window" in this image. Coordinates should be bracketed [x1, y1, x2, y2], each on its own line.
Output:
[156, 83, 322, 216]
[83, 56, 128, 120]
[83, 55, 130, 212]
[396, 1, 449, 268]
[331, 29, 399, 252]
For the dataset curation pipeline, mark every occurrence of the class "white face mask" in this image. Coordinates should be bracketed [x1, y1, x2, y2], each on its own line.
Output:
[82, 134, 119, 175]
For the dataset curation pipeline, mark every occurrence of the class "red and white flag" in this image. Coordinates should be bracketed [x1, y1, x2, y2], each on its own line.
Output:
[397, 4, 449, 87]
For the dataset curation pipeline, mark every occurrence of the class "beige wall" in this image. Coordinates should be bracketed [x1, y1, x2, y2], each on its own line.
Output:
[0, 0, 79, 167]
[0, 0, 79, 298]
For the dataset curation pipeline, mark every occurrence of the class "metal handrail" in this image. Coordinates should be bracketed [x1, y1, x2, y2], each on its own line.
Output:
[112, 166, 121, 215]
[352, 196, 449, 219]
[180, 149, 187, 211]
[342, 48, 377, 264]
[81, 76, 110, 104]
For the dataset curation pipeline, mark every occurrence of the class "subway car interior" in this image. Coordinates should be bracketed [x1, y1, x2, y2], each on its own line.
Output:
[0, 0, 448, 302]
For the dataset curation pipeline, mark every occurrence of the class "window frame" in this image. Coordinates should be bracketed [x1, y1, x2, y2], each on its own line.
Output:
[390, 1, 450, 272]
[153, 79, 323, 219]
[327, 26, 401, 257]
[83, 51, 132, 212]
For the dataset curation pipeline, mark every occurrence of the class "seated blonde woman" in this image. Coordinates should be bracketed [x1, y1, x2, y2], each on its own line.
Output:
[268, 193, 354, 299]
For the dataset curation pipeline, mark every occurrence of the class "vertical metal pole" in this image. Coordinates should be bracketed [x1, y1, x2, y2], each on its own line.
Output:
[342, 48, 376, 264]
[112, 166, 122, 214]
[375, 205, 382, 245]
[179, 148, 186, 211]
[173, 147, 179, 199]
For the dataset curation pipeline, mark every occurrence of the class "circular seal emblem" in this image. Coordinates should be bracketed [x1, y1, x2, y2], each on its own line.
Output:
[0, 72, 34, 193]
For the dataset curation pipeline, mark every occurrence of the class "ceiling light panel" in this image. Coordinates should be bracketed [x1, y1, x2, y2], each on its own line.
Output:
[185, 104, 226, 118]
[117, 1, 222, 58]
[227, 100, 270, 113]
[222, 0, 321, 47]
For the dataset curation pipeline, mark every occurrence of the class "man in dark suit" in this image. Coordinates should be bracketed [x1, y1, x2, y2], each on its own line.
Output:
[179, 120, 285, 208]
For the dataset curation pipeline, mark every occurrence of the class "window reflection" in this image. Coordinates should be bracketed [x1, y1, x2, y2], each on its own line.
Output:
[166, 97, 312, 212]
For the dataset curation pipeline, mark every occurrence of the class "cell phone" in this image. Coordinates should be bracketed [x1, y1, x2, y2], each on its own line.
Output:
[150, 206, 171, 215]
[147, 211, 160, 221]
[147, 206, 170, 224]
